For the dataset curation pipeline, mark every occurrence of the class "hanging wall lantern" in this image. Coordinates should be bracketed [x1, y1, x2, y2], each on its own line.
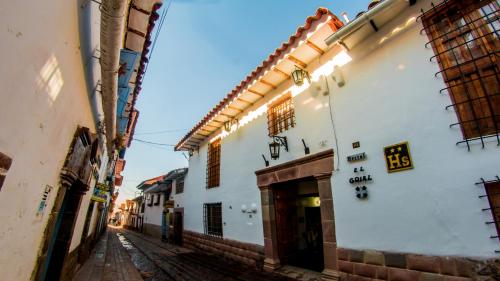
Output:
[223, 118, 238, 133]
[269, 136, 288, 160]
[224, 121, 231, 132]
[291, 66, 311, 86]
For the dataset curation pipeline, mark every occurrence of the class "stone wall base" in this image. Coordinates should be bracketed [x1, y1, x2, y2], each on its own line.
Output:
[144, 223, 162, 239]
[337, 248, 499, 281]
[183, 230, 265, 268]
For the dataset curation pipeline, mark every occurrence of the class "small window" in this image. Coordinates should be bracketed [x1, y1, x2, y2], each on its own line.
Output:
[203, 203, 223, 238]
[206, 139, 221, 188]
[422, 0, 500, 143]
[267, 92, 295, 136]
[485, 181, 500, 238]
[176, 180, 184, 194]
[147, 194, 153, 206]
[0, 152, 13, 191]
[154, 194, 161, 205]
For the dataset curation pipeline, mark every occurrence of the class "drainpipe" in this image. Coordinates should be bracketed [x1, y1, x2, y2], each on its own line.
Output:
[325, 0, 409, 46]
[100, 0, 127, 155]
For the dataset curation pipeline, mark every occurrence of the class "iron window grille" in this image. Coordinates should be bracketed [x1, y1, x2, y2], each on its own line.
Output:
[419, 0, 500, 150]
[154, 194, 161, 205]
[147, 194, 153, 206]
[206, 139, 221, 188]
[476, 176, 500, 251]
[203, 202, 223, 238]
[267, 92, 296, 136]
[176, 180, 184, 194]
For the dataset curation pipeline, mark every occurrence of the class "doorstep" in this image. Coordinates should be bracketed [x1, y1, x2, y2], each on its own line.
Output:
[275, 265, 322, 281]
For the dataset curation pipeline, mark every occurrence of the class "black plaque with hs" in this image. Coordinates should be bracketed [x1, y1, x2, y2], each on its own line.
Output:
[384, 142, 414, 173]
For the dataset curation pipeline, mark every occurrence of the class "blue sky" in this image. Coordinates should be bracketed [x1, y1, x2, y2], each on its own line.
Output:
[117, 0, 371, 201]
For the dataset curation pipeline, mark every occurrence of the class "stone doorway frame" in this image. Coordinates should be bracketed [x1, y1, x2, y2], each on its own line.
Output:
[255, 149, 338, 280]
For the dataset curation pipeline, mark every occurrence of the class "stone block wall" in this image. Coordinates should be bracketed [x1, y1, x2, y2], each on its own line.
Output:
[144, 223, 162, 239]
[183, 230, 265, 268]
[337, 248, 499, 281]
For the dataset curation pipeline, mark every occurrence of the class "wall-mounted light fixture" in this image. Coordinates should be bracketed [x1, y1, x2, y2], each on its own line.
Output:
[269, 135, 288, 160]
[291, 66, 311, 86]
[188, 150, 194, 157]
[302, 139, 310, 155]
[223, 118, 238, 133]
[331, 67, 345, 87]
[262, 154, 269, 167]
[241, 204, 258, 214]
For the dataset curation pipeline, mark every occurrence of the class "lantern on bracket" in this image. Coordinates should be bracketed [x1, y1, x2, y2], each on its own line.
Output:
[291, 66, 311, 86]
[269, 135, 288, 160]
[223, 118, 238, 133]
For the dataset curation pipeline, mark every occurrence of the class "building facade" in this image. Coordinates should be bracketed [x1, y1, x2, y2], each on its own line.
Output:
[175, 1, 500, 280]
[136, 168, 187, 240]
[0, 0, 162, 280]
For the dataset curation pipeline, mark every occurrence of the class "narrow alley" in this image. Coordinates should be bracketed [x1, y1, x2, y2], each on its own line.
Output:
[1, 0, 499, 280]
[75, 227, 300, 281]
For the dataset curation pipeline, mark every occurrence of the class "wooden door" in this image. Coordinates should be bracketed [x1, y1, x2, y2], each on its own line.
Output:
[44, 185, 84, 281]
[274, 186, 298, 263]
[174, 211, 183, 245]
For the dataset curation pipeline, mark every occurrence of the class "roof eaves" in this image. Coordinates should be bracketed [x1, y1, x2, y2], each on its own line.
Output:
[174, 7, 343, 151]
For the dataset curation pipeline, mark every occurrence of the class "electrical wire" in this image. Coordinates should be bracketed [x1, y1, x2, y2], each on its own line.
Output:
[324, 75, 341, 171]
[143, 0, 171, 78]
[133, 138, 176, 146]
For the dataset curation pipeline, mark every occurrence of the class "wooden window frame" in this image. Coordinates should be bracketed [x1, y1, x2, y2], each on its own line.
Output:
[267, 92, 296, 136]
[206, 139, 221, 188]
[484, 180, 500, 239]
[421, 0, 500, 147]
[203, 202, 223, 238]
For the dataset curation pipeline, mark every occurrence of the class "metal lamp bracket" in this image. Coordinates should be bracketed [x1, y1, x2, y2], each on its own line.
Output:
[272, 136, 288, 151]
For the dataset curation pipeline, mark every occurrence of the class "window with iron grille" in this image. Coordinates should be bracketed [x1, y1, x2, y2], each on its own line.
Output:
[203, 203, 223, 237]
[206, 139, 221, 188]
[421, 0, 500, 148]
[154, 194, 161, 205]
[176, 180, 184, 194]
[479, 177, 500, 240]
[267, 92, 295, 136]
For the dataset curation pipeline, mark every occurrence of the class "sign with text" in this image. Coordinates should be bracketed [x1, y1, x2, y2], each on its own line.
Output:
[384, 142, 414, 173]
[91, 184, 108, 203]
[347, 152, 366, 162]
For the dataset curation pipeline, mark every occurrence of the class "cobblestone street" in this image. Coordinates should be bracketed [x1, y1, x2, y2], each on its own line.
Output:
[75, 227, 300, 281]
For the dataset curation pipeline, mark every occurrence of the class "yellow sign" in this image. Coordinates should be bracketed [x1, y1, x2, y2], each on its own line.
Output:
[384, 142, 414, 173]
[164, 200, 174, 208]
[91, 184, 108, 203]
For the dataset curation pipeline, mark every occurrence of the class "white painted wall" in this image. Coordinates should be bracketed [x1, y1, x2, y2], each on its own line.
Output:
[0, 1, 106, 280]
[177, 0, 499, 258]
[144, 192, 164, 226]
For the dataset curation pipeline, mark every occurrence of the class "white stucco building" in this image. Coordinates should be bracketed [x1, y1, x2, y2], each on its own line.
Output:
[0, 0, 162, 281]
[174, 1, 500, 280]
[138, 168, 187, 240]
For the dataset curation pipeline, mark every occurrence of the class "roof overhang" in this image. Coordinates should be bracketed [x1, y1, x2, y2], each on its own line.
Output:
[175, 8, 344, 151]
[325, 0, 416, 50]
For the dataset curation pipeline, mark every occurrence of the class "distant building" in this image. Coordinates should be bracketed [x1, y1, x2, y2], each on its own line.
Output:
[175, 1, 500, 280]
[137, 169, 187, 240]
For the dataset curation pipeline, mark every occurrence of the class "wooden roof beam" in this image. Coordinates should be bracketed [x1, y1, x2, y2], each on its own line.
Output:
[305, 40, 325, 55]
[247, 89, 265, 97]
[287, 55, 307, 68]
[260, 79, 277, 89]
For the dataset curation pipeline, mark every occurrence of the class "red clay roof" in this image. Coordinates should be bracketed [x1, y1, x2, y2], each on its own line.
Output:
[175, 7, 343, 151]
